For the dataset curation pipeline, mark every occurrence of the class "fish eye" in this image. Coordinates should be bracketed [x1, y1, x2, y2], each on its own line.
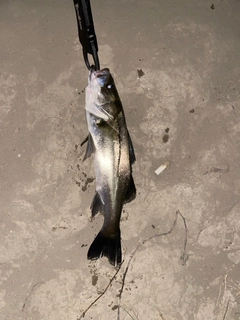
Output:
[106, 83, 114, 91]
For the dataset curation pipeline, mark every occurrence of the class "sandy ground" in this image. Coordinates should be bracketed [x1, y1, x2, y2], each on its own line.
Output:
[1, 0, 240, 319]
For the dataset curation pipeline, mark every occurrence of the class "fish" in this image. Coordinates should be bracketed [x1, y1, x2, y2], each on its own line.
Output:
[81, 68, 136, 266]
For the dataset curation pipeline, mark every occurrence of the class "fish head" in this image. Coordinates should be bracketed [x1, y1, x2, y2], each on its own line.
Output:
[86, 68, 121, 122]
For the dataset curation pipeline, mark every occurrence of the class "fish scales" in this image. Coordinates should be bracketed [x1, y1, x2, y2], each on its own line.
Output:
[82, 68, 136, 266]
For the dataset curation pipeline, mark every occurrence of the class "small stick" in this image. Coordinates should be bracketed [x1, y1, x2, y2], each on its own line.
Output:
[77, 265, 122, 320]
[118, 210, 188, 319]
[222, 298, 230, 320]
[178, 211, 189, 265]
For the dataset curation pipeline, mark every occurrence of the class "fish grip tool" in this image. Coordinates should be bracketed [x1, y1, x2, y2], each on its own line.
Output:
[73, 0, 100, 71]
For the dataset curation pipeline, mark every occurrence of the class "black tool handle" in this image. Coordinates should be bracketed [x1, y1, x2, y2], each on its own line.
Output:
[73, 0, 100, 70]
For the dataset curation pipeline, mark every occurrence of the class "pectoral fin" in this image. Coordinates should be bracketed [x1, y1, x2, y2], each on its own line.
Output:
[86, 102, 113, 122]
[81, 134, 95, 161]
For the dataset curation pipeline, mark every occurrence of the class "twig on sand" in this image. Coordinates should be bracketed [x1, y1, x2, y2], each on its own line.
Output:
[117, 250, 137, 320]
[178, 211, 189, 266]
[120, 306, 139, 320]
[22, 282, 45, 312]
[222, 298, 230, 320]
[117, 210, 189, 319]
[77, 265, 122, 320]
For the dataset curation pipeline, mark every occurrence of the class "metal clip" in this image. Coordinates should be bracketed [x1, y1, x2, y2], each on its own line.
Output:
[73, 0, 100, 70]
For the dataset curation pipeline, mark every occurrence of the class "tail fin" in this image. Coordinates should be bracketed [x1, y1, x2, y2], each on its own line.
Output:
[87, 230, 122, 266]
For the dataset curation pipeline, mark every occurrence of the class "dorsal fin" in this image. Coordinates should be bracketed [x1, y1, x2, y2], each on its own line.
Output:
[124, 174, 136, 204]
[127, 130, 136, 164]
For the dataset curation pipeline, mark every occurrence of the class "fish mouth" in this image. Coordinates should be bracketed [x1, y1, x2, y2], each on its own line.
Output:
[95, 68, 110, 78]
[89, 68, 110, 85]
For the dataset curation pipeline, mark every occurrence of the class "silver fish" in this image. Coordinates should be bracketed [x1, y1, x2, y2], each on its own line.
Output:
[82, 68, 136, 266]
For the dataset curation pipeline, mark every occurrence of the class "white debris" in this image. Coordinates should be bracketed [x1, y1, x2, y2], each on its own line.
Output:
[155, 160, 171, 175]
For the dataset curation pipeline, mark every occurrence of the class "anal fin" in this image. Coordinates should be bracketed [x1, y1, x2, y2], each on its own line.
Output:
[90, 192, 104, 217]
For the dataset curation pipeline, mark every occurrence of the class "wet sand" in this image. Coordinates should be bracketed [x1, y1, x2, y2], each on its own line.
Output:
[1, 1, 240, 319]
